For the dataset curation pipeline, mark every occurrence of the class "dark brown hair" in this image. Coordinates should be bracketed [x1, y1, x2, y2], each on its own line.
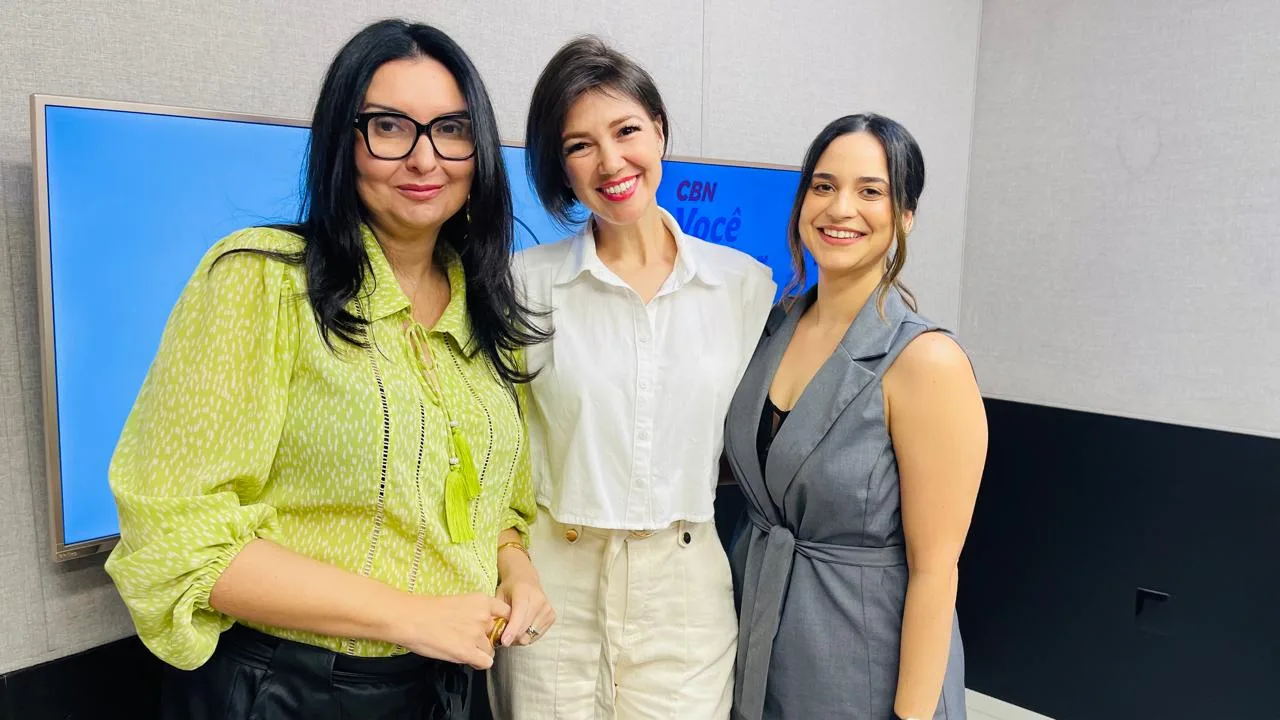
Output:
[784, 113, 926, 315]
[525, 36, 670, 226]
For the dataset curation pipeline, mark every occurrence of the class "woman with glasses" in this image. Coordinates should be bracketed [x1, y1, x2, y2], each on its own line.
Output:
[487, 37, 775, 719]
[105, 19, 553, 719]
[726, 114, 986, 719]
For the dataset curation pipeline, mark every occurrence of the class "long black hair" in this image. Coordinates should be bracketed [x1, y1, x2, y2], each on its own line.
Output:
[525, 36, 670, 227]
[224, 19, 547, 384]
[784, 113, 925, 315]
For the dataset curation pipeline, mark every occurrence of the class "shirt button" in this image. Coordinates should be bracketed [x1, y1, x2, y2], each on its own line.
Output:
[638, 334, 650, 344]
[564, 528, 580, 543]
[638, 430, 650, 441]
[639, 381, 649, 391]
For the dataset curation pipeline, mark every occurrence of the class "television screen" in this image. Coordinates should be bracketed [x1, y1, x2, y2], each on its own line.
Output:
[32, 95, 801, 558]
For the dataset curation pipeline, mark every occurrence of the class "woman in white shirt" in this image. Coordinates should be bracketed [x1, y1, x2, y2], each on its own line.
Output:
[488, 36, 775, 719]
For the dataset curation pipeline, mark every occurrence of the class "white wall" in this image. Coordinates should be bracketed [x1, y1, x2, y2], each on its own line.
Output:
[0, 0, 983, 672]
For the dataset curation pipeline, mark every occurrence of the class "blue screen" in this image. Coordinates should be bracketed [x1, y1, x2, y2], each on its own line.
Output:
[41, 104, 801, 546]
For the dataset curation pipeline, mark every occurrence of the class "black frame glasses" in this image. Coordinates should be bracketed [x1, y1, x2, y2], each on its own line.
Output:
[353, 111, 476, 161]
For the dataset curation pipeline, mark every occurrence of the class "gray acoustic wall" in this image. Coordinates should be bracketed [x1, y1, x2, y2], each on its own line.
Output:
[701, 0, 981, 322]
[0, 1, 982, 673]
[962, 0, 1280, 439]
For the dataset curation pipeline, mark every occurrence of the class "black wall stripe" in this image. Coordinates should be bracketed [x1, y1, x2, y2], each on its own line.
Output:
[956, 398, 1280, 719]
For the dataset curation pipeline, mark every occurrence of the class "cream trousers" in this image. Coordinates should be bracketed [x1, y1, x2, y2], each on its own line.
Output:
[488, 514, 737, 719]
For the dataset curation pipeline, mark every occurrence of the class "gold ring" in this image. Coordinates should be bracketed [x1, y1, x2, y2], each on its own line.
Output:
[488, 617, 507, 647]
[526, 625, 541, 639]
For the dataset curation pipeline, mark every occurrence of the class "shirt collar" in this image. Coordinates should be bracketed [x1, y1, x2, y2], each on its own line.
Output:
[359, 224, 473, 349]
[553, 207, 725, 288]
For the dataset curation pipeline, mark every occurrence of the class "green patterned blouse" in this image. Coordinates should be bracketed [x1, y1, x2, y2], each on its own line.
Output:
[104, 226, 535, 670]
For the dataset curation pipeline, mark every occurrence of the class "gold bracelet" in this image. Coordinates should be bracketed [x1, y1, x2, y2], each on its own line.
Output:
[497, 541, 530, 560]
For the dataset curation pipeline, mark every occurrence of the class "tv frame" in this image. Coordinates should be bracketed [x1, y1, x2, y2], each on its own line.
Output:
[29, 93, 798, 562]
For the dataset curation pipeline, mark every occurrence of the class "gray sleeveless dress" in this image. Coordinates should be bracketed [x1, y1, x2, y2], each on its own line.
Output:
[726, 287, 967, 720]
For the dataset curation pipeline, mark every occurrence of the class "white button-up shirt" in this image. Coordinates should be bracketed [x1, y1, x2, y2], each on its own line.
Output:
[518, 208, 776, 530]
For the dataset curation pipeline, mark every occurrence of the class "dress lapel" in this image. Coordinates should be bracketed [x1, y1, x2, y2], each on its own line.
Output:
[725, 299, 799, 523]
[762, 288, 911, 508]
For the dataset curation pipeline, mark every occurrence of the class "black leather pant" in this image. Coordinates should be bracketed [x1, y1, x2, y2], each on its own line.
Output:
[160, 625, 472, 719]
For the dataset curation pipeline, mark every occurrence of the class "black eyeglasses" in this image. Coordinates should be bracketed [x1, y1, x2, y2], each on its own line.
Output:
[353, 111, 476, 161]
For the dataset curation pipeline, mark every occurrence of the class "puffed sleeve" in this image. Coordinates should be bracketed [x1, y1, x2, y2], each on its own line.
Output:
[104, 228, 300, 670]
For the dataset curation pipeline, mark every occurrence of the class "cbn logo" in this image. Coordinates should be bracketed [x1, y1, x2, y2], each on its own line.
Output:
[672, 179, 741, 245]
[675, 180, 717, 202]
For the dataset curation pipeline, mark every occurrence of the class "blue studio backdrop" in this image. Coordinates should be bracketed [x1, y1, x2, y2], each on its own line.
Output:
[38, 102, 802, 547]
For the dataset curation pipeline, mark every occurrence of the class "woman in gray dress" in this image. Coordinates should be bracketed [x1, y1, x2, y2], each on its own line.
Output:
[726, 114, 987, 720]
